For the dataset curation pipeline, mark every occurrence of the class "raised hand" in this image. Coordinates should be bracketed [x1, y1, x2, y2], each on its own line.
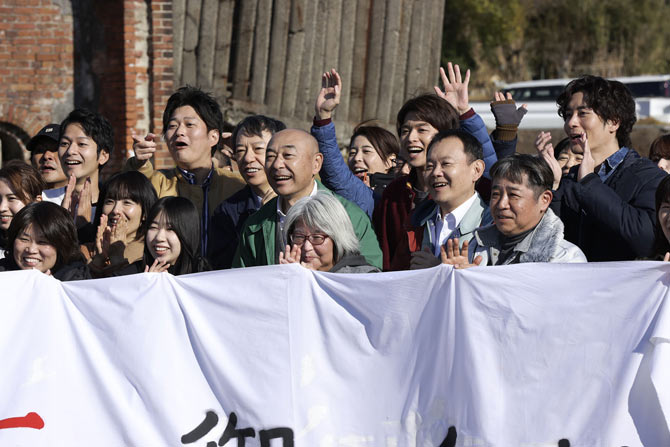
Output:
[493, 91, 508, 102]
[279, 244, 302, 265]
[107, 217, 129, 257]
[61, 173, 77, 214]
[220, 131, 234, 159]
[95, 214, 109, 256]
[434, 62, 471, 115]
[145, 259, 170, 273]
[314, 69, 342, 120]
[409, 247, 441, 270]
[535, 131, 562, 189]
[491, 91, 527, 126]
[576, 134, 595, 181]
[131, 132, 157, 162]
[74, 177, 92, 227]
[439, 238, 482, 269]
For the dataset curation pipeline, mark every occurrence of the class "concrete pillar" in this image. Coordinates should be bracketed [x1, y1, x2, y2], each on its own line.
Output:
[249, 0, 272, 104]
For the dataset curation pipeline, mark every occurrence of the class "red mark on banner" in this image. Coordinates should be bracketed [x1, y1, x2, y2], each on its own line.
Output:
[0, 412, 45, 430]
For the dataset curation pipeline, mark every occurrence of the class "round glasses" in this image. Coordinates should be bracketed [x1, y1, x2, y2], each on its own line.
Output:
[289, 232, 329, 246]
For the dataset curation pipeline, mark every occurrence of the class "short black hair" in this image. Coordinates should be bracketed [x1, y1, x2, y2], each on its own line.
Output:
[60, 108, 114, 159]
[557, 75, 636, 148]
[425, 129, 483, 163]
[490, 154, 554, 197]
[396, 94, 460, 137]
[163, 86, 223, 151]
[232, 115, 286, 150]
[5, 201, 83, 272]
[93, 171, 158, 236]
[143, 196, 209, 275]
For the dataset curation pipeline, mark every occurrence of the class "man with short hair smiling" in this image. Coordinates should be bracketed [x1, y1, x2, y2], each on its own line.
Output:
[232, 129, 382, 268]
[537, 75, 666, 261]
[128, 86, 245, 254]
[209, 115, 286, 269]
[443, 154, 586, 267]
[391, 129, 491, 270]
[373, 63, 500, 270]
[41, 109, 113, 224]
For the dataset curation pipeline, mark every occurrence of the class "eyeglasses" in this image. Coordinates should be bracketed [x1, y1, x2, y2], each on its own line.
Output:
[289, 232, 329, 246]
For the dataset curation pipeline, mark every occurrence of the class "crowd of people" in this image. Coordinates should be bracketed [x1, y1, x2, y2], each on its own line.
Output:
[1, 62, 669, 281]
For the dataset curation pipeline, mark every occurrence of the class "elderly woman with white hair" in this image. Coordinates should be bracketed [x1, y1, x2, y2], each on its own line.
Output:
[279, 192, 380, 273]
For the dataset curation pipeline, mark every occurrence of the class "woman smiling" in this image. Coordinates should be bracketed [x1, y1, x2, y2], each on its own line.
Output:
[83, 171, 158, 277]
[279, 192, 380, 273]
[0, 202, 90, 280]
[0, 161, 45, 258]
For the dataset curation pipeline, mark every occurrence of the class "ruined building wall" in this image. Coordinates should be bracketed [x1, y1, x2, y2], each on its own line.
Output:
[0, 0, 174, 171]
[0, 1, 443, 168]
[0, 0, 75, 166]
[172, 0, 446, 135]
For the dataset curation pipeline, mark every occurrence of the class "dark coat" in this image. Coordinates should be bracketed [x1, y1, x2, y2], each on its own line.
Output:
[208, 185, 261, 269]
[550, 149, 667, 261]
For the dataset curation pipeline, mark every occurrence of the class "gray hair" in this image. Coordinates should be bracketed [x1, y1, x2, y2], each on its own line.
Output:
[283, 192, 360, 262]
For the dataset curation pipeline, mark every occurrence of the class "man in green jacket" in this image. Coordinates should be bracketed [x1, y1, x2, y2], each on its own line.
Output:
[232, 129, 382, 268]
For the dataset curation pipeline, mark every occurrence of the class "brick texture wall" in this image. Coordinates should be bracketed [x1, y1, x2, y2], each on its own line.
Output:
[122, 0, 175, 172]
[0, 0, 174, 172]
[149, 0, 175, 170]
[0, 0, 74, 159]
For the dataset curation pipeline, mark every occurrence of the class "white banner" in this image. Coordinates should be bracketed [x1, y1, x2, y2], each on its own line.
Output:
[0, 262, 669, 446]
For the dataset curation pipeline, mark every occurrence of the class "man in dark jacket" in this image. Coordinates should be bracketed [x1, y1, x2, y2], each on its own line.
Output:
[540, 75, 667, 261]
[208, 115, 285, 269]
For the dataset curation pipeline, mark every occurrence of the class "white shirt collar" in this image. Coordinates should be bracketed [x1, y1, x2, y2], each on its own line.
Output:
[437, 192, 478, 227]
[432, 192, 478, 256]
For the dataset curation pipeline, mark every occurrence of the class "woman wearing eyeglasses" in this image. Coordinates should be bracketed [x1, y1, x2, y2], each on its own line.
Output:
[279, 192, 380, 273]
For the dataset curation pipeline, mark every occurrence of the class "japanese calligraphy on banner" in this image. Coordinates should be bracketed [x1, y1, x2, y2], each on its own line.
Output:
[0, 262, 669, 446]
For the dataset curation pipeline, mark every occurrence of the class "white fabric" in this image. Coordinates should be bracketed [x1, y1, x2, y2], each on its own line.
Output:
[0, 263, 669, 446]
[432, 192, 477, 256]
[41, 186, 66, 205]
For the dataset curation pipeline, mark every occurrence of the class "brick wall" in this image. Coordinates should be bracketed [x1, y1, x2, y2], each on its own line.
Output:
[149, 0, 175, 170]
[91, 1, 126, 175]
[121, 0, 175, 172]
[0, 0, 74, 161]
[0, 0, 174, 172]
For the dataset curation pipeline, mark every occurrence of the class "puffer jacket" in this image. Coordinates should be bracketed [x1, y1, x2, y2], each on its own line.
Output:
[469, 208, 587, 265]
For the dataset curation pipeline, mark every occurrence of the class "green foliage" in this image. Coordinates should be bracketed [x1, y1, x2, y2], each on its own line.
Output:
[442, 0, 525, 71]
[443, 0, 670, 85]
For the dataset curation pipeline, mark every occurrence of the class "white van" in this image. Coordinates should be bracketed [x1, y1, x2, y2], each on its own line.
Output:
[471, 75, 670, 129]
